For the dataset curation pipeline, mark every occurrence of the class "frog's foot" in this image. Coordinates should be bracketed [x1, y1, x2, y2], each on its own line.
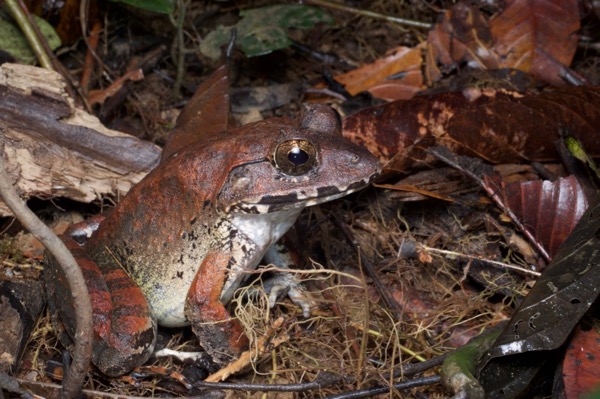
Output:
[186, 251, 249, 365]
[65, 214, 106, 244]
[262, 241, 317, 318]
[261, 272, 316, 318]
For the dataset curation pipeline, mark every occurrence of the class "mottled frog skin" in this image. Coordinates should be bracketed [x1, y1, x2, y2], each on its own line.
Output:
[44, 104, 380, 376]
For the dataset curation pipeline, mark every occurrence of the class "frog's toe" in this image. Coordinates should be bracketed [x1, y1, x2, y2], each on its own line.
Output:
[285, 285, 314, 318]
[263, 273, 316, 318]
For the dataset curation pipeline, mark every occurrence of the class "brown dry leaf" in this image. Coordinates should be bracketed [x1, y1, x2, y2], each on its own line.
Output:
[87, 68, 144, 106]
[161, 63, 230, 160]
[333, 46, 423, 101]
[425, 0, 580, 85]
[490, 0, 580, 86]
[342, 86, 600, 172]
[426, 3, 497, 82]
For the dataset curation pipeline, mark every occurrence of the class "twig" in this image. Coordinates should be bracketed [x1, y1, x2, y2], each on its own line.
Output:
[421, 246, 541, 277]
[427, 146, 551, 262]
[392, 353, 447, 378]
[323, 375, 442, 399]
[0, 371, 39, 399]
[0, 149, 93, 399]
[170, 0, 188, 97]
[18, 379, 178, 399]
[80, 20, 102, 95]
[79, 0, 106, 74]
[7, 0, 80, 100]
[196, 372, 344, 391]
[305, 0, 431, 29]
[3, 0, 53, 69]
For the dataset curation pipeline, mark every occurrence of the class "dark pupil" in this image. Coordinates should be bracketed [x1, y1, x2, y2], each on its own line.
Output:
[288, 147, 309, 165]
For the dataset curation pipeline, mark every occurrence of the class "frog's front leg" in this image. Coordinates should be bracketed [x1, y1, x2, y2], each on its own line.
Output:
[261, 241, 316, 318]
[45, 236, 157, 377]
[185, 250, 249, 364]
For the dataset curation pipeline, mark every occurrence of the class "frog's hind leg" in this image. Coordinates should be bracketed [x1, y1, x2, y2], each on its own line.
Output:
[44, 236, 156, 377]
[185, 250, 249, 365]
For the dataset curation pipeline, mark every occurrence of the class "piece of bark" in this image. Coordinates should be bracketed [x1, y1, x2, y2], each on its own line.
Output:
[0, 63, 161, 216]
[0, 280, 45, 373]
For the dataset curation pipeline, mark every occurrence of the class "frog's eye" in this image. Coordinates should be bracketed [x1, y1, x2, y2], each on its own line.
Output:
[274, 139, 317, 176]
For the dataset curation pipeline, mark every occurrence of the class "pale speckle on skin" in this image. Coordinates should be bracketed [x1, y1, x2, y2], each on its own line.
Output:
[462, 87, 483, 102]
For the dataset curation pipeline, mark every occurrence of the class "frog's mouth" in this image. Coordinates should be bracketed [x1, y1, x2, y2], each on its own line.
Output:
[233, 176, 376, 214]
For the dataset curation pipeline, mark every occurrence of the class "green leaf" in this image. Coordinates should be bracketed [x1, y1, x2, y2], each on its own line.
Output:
[200, 5, 333, 59]
[109, 0, 175, 14]
[565, 135, 600, 178]
[0, 13, 61, 64]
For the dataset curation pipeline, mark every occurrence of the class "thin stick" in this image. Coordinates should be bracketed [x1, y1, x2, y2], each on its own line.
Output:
[0, 150, 93, 399]
[421, 245, 541, 277]
[306, 0, 431, 29]
[4, 0, 53, 69]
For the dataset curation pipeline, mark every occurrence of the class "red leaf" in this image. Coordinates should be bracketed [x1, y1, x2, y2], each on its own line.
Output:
[503, 176, 588, 258]
[563, 325, 600, 399]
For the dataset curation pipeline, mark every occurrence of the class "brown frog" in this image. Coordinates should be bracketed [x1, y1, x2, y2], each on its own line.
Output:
[44, 104, 381, 376]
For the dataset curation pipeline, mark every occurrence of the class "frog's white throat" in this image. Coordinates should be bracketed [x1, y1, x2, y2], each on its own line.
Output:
[219, 178, 370, 302]
[220, 207, 303, 303]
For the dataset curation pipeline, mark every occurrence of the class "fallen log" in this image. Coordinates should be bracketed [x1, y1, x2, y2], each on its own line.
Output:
[0, 63, 161, 216]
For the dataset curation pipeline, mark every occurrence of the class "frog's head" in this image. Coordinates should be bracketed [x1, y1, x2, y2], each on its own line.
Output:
[217, 104, 381, 213]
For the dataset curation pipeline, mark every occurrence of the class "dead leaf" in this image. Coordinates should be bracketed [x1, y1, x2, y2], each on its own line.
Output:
[490, 0, 580, 86]
[343, 86, 600, 173]
[161, 63, 230, 160]
[426, 3, 497, 82]
[563, 325, 600, 399]
[477, 198, 600, 397]
[483, 198, 600, 357]
[502, 176, 588, 258]
[333, 46, 423, 101]
[425, 0, 580, 85]
[87, 68, 144, 106]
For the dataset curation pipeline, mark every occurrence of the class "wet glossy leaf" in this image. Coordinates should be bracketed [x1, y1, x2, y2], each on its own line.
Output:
[476, 200, 600, 397]
[482, 199, 600, 358]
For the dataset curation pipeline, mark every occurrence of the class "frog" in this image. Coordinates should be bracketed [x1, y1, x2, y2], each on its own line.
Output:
[44, 103, 381, 377]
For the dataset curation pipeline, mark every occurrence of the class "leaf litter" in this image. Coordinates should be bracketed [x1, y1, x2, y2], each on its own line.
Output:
[2, 0, 600, 397]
